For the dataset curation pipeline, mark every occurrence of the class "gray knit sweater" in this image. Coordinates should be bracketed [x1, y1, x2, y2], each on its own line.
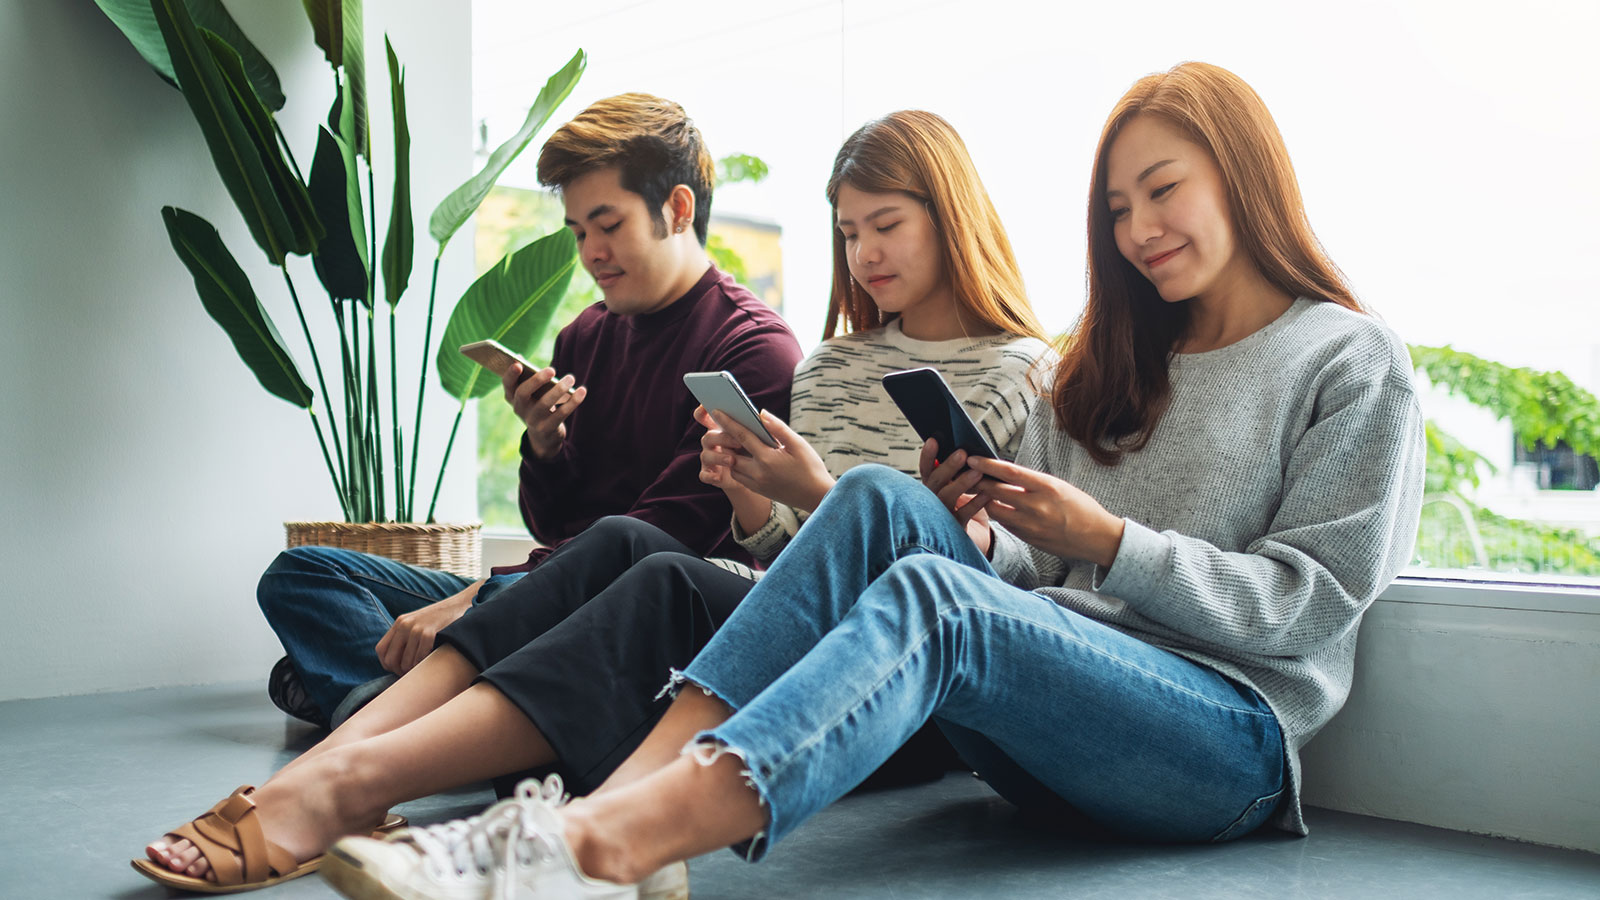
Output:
[988, 298, 1426, 835]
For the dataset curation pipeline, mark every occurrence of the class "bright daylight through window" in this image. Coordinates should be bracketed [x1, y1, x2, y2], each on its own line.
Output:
[469, 0, 1600, 588]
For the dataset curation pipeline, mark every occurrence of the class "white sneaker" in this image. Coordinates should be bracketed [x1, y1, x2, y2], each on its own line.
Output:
[321, 775, 689, 900]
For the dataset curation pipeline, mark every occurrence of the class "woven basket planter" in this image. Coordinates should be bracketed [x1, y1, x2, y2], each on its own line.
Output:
[284, 521, 484, 580]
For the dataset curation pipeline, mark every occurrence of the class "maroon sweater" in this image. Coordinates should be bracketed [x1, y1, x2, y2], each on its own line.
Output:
[494, 266, 803, 573]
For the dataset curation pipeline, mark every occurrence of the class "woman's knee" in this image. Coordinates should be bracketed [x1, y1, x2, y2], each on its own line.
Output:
[833, 463, 916, 500]
[866, 555, 972, 622]
[584, 515, 658, 543]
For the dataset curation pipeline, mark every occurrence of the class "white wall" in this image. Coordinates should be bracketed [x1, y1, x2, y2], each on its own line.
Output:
[1301, 583, 1600, 854]
[0, 1, 477, 702]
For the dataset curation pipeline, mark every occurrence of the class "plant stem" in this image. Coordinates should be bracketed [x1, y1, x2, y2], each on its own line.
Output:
[308, 408, 351, 521]
[333, 300, 359, 517]
[425, 400, 466, 524]
[407, 256, 442, 514]
[350, 309, 368, 520]
[281, 267, 346, 504]
[366, 163, 384, 521]
[368, 303, 384, 521]
[390, 305, 406, 521]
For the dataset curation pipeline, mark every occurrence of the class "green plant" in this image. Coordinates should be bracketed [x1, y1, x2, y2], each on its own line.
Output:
[1409, 344, 1600, 576]
[95, 0, 585, 522]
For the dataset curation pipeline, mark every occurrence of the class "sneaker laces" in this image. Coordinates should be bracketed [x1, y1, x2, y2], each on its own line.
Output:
[400, 775, 570, 897]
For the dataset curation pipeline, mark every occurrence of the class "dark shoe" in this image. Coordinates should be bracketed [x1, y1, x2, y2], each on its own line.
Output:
[267, 655, 327, 727]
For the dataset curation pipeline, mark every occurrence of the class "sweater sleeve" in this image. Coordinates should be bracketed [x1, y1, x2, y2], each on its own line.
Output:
[1094, 352, 1426, 657]
[731, 501, 807, 565]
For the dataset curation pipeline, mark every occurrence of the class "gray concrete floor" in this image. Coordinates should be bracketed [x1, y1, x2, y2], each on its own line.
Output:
[1, 682, 1595, 899]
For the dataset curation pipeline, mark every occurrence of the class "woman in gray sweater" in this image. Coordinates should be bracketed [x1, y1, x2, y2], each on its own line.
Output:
[325, 62, 1427, 900]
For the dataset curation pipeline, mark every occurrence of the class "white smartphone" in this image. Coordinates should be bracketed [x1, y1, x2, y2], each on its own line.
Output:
[682, 371, 780, 448]
[459, 339, 537, 379]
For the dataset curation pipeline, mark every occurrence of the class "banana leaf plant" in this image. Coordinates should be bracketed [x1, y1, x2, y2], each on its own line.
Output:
[94, 0, 585, 522]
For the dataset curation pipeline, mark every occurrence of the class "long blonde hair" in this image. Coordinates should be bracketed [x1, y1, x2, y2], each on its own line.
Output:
[823, 110, 1046, 342]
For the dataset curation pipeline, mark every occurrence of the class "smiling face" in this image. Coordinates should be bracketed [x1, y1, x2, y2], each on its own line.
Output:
[1104, 115, 1253, 305]
[561, 166, 701, 316]
[834, 184, 951, 326]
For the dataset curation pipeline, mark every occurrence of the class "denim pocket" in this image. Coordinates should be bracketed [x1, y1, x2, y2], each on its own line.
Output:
[1210, 787, 1284, 842]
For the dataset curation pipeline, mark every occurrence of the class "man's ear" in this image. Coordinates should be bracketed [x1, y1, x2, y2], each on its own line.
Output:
[666, 184, 696, 235]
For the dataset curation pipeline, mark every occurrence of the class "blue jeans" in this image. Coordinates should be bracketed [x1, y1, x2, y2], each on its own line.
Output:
[681, 466, 1285, 860]
[257, 547, 521, 725]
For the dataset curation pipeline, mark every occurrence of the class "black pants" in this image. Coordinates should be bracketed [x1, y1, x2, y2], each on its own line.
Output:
[437, 516, 961, 797]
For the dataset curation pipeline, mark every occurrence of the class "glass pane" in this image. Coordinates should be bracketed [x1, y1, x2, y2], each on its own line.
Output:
[471, 0, 1600, 586]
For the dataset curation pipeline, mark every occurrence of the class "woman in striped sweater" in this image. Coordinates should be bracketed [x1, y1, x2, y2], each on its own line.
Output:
[139, 110, 1049, 893]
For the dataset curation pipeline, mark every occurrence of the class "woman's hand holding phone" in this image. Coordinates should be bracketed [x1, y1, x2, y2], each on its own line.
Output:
[920, 441, 997, 556]
[504, 363, 586, 461]
[937, 452, 1126, 568]
[697, 406, 835, 515]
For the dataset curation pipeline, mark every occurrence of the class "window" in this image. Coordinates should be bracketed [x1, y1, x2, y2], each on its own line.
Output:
[471, 0, 1600, 588]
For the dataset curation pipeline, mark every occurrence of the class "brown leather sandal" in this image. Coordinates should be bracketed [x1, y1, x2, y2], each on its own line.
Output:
[130, 785, 407, 894]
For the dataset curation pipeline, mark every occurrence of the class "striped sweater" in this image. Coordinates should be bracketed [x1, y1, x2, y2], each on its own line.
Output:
[734, 319, 1051, 562]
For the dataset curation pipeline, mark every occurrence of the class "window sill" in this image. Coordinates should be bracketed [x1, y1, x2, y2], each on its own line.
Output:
[1383, 574, 1600, 614]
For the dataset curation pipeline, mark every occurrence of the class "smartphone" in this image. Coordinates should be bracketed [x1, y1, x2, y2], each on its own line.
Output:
[459, 339, 537, 379]
[682, 371, 780, 448]
[881, 367, 998, 464]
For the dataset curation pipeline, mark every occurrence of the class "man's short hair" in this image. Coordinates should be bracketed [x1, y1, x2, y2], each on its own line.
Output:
[537, 93, 715, 245]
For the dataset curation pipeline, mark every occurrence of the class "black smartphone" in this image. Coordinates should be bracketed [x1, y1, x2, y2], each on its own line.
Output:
[881, 367, 998, 464]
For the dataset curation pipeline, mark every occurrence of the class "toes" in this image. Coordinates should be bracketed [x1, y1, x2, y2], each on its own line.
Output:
[166, 839, 198, 872]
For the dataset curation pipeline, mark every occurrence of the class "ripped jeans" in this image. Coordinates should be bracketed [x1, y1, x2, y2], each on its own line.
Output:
[677, 465, 1285, 861]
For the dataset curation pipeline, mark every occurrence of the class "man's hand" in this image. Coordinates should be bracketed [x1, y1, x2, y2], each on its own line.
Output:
[504, 363, 586, 461]
[375, 578, 484, 675]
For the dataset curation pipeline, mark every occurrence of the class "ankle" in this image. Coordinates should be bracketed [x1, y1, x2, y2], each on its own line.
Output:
[563, 800, 650, 885]
[318, 747, 390, 826]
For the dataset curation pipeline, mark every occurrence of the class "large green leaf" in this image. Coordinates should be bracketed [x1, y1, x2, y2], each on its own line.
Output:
[336, 79, 370, 294]
[93, 0, 285, 110]
[205, 31, 321, 257]
[299, 0, 342, 67]
[428, 49, 586, 253]
[382, 37, 412, 308]
[309, 127, 368, 300]
[152, 0, 295, 264]
[436, 229, 579, 401]
[300, 0, 369, 158]
[162, 206, 312, 408]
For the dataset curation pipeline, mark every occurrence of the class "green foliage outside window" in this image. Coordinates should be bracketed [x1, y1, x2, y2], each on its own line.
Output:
[1410, 345, 1600, 577]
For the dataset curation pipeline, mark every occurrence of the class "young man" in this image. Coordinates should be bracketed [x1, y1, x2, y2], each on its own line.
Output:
[258, 94, 803, 729]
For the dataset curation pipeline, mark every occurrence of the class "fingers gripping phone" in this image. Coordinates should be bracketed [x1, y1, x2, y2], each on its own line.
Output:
[881, 367, 998, 464]
[459, 339, 537, 380]
[682, 371, 780, 448]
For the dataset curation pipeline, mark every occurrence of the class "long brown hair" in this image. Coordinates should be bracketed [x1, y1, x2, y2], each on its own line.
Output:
[1054, 62, 1363, 465]
[823, 111, 1046, 342]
